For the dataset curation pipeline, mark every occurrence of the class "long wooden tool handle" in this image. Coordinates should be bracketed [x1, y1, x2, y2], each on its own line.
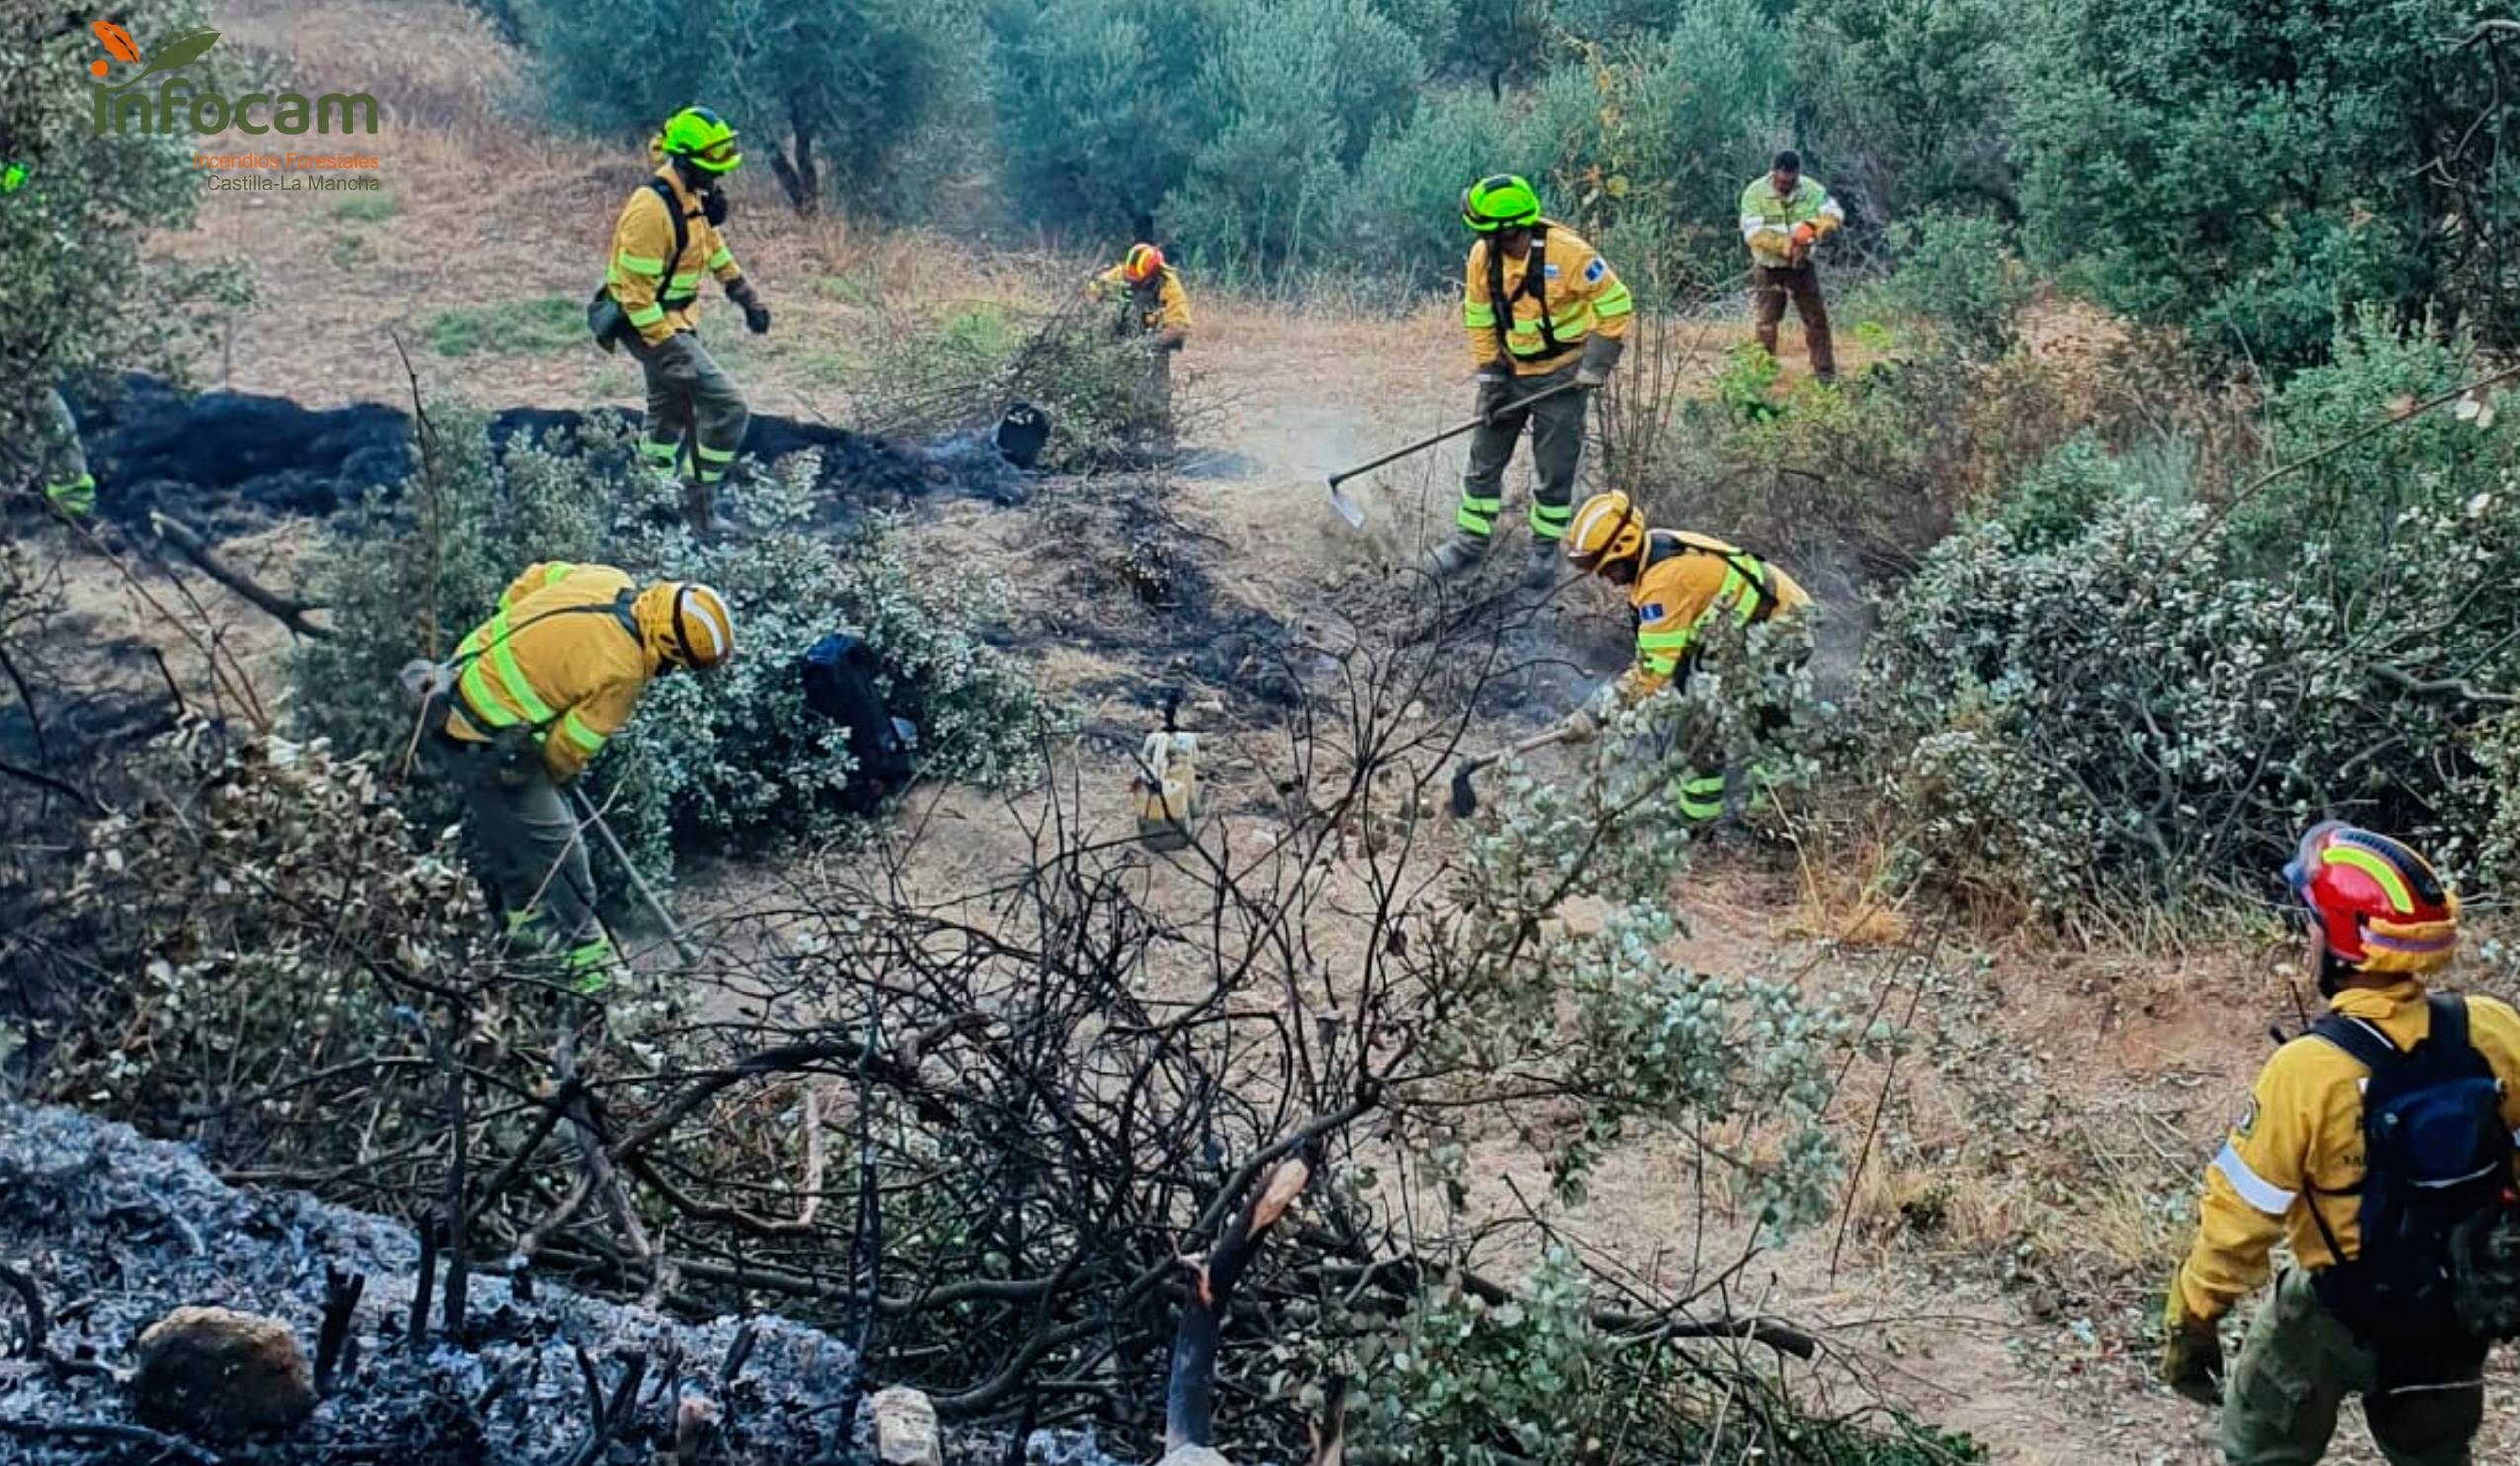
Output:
[1463, 720, 1577, 777]
[1325, 381, 1584, 490]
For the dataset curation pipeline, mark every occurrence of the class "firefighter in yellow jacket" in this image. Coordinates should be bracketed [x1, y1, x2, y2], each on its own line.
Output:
[434, 562, 735, 988]
[1557, 490, 1810, 820]
[601, 106, 769, 537]
[2163, 823, 2520, 1465]
[1423, 174, 1635, 588]
[1090, 242, 1193, 440]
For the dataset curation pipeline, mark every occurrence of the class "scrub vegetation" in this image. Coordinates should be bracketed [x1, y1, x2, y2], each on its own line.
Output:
[9, 0, 2520, 1461]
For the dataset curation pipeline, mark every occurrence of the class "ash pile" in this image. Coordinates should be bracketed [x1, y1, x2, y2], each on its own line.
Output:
[0, 1103, 1127, 1466]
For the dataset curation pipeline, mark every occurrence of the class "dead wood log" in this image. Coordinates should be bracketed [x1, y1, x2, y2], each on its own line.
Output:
[1164, 1145, 1317, 1453]
[148, 512, 332, 640]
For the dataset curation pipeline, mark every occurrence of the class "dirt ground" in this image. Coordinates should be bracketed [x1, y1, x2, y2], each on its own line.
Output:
[31, 2, 2520, 1459]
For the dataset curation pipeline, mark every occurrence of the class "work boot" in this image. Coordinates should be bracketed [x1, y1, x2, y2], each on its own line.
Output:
[1416, 532, 1489, 581]
[1522, 538, 1561, 590]
[680, 481, 714, 539]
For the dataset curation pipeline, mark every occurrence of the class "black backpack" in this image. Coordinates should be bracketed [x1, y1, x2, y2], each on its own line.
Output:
[801, 632, 916, 814]
[2309, 995, 2520, 1344]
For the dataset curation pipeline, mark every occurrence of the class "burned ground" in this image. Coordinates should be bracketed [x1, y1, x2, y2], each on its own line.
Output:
[0, 1102, 1126, 1466]
[62, 376, 1023, 541]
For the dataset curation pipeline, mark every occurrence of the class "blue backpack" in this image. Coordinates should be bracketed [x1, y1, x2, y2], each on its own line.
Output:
[2308, 995, 2520, 1343]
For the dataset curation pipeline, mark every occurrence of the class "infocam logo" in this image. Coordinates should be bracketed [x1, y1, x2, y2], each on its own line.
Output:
[87, 19, 377, 137]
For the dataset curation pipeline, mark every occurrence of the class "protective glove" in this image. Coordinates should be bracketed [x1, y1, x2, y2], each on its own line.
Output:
[2160, 1289, 2224, 1407]
[650, 331, 703, 384]
[1575, 333, 1626, 389]
[1560, 706, 1601, 745]
[1475, 370, 1514, 424]
[725, 278, 771, 336]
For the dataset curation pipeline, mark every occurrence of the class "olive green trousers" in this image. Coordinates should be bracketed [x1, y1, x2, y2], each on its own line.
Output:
[2219, 1269, 2486, 1465]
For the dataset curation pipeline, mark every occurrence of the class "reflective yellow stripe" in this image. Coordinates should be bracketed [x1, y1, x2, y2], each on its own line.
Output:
[636, 439, 679, 461]
[461, 610, 558, 727]
[559, 710, 606, 755]
[1594, 279, 1635, 318]
[1464, 300, 1498, 327]
[625, 303, 666, 327]
[1636, 628, 1697, 650]
[707, 246, 733, 271]
[543, 563, 574, 587]
[458, 659, 520, 728]
[668, 272, 701, 293]
[691, 442, 736, 464]
[615, 250, 666, 276]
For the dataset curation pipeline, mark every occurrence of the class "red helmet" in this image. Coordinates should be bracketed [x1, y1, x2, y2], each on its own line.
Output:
[2284, 822, 2459, 975]
[1122, 243, 1165, 285]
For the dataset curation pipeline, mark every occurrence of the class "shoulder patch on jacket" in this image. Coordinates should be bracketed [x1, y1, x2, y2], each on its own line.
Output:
[1584, 257, 1607, 283]
[2234, 1098, 2258, 1139]
[1543, 263, 1561, 279]
[1638, 601, 1666, 622]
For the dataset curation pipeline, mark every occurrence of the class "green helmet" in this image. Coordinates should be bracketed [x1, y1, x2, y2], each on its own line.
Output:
[1461, 173, 1541, 233]
[660, 106, 742, 175]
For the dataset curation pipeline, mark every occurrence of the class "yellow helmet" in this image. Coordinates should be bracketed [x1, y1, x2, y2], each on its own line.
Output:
[662, 582, 736, 670]
[1566, 491, 1647, 576]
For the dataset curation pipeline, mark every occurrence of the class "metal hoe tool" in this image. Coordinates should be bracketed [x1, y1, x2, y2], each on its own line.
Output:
[1448, 721, 1579, 817]
[572, 788, 704, 967]
[1325, 380, 1584, 529]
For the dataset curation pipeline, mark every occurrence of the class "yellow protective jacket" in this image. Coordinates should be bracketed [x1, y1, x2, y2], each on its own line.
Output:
[2171, 980, 2520, 1324]
[442, 562, 682, 783]
[1092, 264, 1193, 335]
[1463, 219, 1634, 377]
[1615, 531, 1810, 702]
[1738, 175, 1846, 267]
[605, 166, 745, 347]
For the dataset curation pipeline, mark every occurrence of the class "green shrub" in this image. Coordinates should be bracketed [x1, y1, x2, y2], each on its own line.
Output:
[1884, 210, 2029, 359]
[2224, 310, 2502, 581]
[983, 0, 1232, 236]
[1343, 1248, 1986, 1466]
[1792, 0, 2013, 225]
[1167, 0, 1426, 275]
[291, 407, 1059, 886]
[426, 296, 584, 357]
[511, 0, 979, 215]
[1855, 407, 2520, 912]
[2012, 0, 2520, 370]
[327, 194, 401, 224]
[0, 0, 240, 445]
[1339, 87, 1514, 292]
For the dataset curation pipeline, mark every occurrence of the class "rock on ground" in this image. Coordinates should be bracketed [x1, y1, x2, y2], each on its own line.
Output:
[132, 1306, 318, 1438]
[0, 1102, 1128, 1465]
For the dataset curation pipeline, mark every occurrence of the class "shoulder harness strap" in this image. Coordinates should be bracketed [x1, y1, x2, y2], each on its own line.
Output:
[650, 177, 694, 309]
[2310, 1010, 2407, 1072]
[1484, 224, 1564, 361]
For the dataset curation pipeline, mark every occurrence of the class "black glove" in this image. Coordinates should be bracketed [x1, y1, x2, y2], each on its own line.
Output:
[1576, 332, 1626, 389]
[1475, 370, 1513, 424]
[725, 278, 770, 336]
[703, 188, 730, 226]
[650, 331, 703, 384]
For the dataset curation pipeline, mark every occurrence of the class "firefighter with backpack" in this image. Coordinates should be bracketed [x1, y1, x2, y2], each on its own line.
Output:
[2164, 822, 2520, 1464]
[592, 105, 771, 538]
[1555, 490, 1810, 822]
[421, 562, 735, 992]
[1421, 174, 1634, 588]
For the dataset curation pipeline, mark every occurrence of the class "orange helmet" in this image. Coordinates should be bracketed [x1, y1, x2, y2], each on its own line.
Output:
[1121, 243, 1166, 285]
